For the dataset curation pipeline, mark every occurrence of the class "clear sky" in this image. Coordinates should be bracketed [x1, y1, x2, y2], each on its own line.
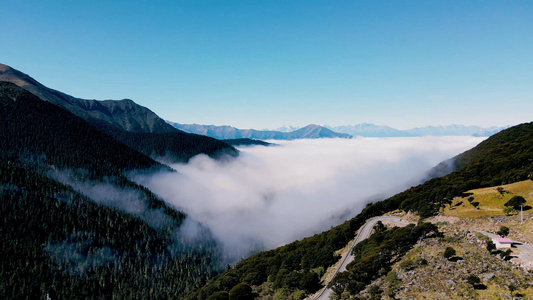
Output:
[2, 0, 532, 129]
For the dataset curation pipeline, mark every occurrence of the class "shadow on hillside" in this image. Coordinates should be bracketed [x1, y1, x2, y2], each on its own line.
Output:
[448, 256, 463, 262]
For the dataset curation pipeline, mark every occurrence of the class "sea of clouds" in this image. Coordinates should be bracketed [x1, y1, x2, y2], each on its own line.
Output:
[132, 136, 485, 259]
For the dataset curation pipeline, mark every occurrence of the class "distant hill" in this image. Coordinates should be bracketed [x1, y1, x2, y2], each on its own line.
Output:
[0, 63, 237, 161]
[327, 123, 410, 137]
[169, 121, 503, 140]
[289, 124, 352, 139]
[167, 122, 352, 140]
[328, 123, 504, 137]
[272, 125, 301, 132]
[223, 138, 273, 147]
[404, 124, 504, 137]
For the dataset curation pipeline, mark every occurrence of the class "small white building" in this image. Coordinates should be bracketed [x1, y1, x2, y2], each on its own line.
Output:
[492, 237, 513, 249]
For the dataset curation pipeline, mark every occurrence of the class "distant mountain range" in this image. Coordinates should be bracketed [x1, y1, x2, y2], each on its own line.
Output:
[167, 122, 352, 140]
[272, 125, 301, 133]
[168, 122, 505, 140]
[327, 123, 505, 137]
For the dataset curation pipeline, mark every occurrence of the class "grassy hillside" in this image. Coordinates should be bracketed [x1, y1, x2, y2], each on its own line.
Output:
[379, 122, 533, 218]
[444, 180, 533, 219]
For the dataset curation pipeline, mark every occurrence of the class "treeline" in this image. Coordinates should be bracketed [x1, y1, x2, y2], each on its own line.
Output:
[329, 223, 439, 298]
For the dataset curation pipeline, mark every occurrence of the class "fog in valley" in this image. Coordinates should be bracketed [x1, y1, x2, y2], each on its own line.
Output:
[132, 136, 485, 260]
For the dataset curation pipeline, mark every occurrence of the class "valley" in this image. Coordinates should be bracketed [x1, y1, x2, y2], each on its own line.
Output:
[1, 63, 533, 300]
[183, 122, 533, 300]
[3, 2, 532, 299]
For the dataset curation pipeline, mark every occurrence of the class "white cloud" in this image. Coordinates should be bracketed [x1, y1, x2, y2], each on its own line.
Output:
[132, 136, 484, 259]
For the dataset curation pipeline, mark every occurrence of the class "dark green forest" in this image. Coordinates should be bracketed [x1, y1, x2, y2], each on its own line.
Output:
[0, 82, 225, 299]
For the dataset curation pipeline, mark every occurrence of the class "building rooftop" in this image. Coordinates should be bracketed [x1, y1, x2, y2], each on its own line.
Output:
[492, 237, 513, 243]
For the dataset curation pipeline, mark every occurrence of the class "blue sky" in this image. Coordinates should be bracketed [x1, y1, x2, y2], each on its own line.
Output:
[2, 1, 532, 129]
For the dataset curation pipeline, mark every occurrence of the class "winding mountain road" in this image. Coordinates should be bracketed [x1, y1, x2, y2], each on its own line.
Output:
[313, 216, 412, 300]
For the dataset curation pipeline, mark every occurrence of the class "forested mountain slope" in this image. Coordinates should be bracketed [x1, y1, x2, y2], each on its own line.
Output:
[0, 82, 224, 299]
[223, 138, 273, 147]
[0, 63, 237, 162]
[184, 122, 533, 300]
[0, 82, 157, 177]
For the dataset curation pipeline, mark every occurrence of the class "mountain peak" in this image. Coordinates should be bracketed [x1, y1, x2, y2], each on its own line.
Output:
[0, 63, 176, 133]
[0, 63, 11, 72]
[301, 124, 321, 129]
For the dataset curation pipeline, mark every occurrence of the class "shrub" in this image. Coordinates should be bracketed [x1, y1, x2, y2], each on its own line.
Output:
[486, 241, 496, 252]
[368, 285, 381, 296]
[503, 207, 515, 215]
[207, 291, 230, 300]
[466, 275, 480, 286]
[443, 247, 456, 259]
[229, 283, 254, 300]
[399, 257, 427, 271]
[399, 260, 416, 271]
[504, 196, 526, 210]
[499, 249, 513, 260]
[497, 226, 510, 237]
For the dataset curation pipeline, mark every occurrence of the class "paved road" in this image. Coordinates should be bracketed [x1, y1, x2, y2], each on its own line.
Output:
[313, 216, 412, 300]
